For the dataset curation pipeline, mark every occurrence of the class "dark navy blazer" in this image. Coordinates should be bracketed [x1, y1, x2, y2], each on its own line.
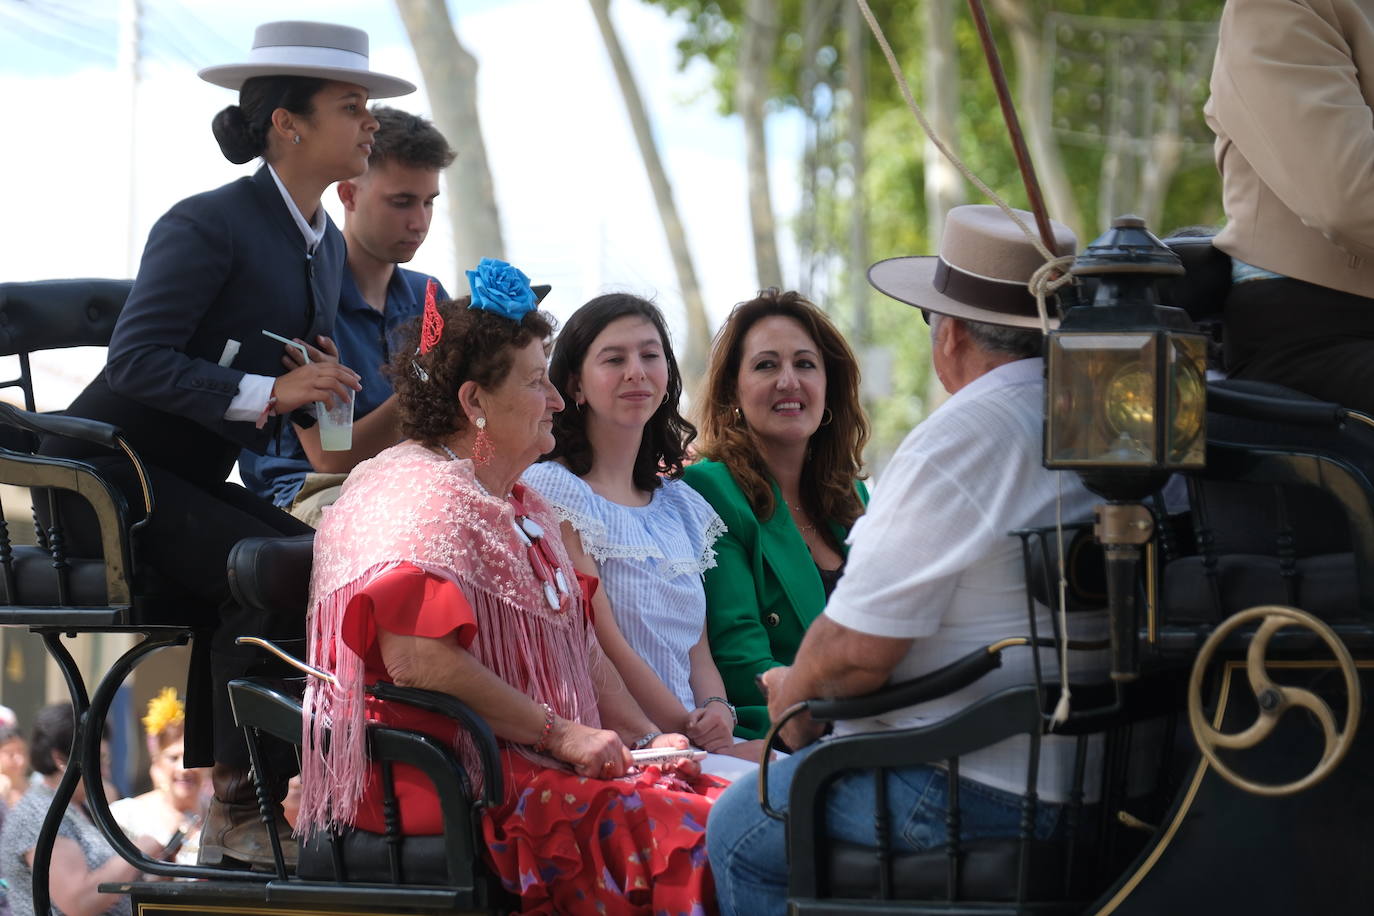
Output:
[49, 166, 343, 486]
[238, 266, 446, 507]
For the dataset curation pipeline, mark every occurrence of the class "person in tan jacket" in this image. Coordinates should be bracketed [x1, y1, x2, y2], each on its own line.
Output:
[1206, 0, 1374, 413]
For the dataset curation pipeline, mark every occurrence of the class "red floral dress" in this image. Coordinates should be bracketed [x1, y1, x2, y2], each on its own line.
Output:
[338, 561, 725, 915]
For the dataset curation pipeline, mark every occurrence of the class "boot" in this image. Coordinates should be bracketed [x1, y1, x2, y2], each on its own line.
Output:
[198, 763, 298, 870]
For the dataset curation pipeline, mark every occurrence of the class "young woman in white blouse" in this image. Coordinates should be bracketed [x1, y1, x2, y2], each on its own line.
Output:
[524, 294, 761, 760]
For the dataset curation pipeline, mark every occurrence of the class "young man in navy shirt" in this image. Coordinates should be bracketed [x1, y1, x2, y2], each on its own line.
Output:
[240, 107, 453, 523]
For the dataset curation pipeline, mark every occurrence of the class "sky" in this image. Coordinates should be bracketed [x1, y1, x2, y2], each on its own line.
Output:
[1, 0, 806, 409]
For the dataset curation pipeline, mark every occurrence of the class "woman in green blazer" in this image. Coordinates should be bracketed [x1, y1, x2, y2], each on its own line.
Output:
[685, 289, 870, 738]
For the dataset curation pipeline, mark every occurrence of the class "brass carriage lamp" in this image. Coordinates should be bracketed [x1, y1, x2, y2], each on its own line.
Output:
[1045, 215, 1208, 501]
[1043, 215, 1208, 681]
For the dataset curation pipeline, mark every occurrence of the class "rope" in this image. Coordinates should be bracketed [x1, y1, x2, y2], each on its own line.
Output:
[854, 0, 1058, 264]
[855, 0, 1081, 725]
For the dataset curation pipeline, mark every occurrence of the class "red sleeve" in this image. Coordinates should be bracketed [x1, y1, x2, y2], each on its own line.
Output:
[340, 564, 478, 666]
[575, 570, 599, 624]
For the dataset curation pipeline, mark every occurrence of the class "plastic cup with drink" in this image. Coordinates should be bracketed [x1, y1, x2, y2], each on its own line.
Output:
[261, 329, 354, 451]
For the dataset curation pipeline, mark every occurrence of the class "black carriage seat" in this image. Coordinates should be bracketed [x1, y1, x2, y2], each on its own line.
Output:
[780, 524, 1182, 914]
[1158, 233, 1232, 325]
[0, 278, 195, 620]
[0, 280, 256, 915]
[222, 534, 507, 910]
[790, 681, 1177, 911]
[1158, 377, 1374, 650]
[1115, 237, 1374, 646]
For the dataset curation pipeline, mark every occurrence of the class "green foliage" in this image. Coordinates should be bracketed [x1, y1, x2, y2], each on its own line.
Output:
[636, 0, 1227, 466]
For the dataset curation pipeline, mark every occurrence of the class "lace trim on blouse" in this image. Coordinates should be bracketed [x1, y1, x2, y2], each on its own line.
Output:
[523, 461, 724, 577]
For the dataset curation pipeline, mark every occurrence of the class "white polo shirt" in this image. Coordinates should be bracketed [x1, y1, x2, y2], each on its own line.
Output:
[826, 357, 1108, 802]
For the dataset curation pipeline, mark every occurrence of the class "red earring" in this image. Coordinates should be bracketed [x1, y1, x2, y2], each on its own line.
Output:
[473, 416, 493, 466]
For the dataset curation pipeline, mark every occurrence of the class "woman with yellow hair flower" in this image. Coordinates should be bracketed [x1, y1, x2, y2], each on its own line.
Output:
[110, 689, 209, 865]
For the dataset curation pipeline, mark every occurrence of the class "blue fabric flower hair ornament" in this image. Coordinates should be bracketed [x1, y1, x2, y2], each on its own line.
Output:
[467, 257, 538, 321]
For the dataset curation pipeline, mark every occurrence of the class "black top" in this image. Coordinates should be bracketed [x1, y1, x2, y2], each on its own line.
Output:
[817, 563, 844, 600]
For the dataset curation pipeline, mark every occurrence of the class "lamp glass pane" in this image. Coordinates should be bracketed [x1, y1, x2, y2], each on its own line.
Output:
[1047, 332, 1157, 465]
[1166, 334, 1208, 467]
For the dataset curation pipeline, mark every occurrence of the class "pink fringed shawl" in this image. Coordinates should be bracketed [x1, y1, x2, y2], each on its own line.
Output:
[298, 442, 601, 836]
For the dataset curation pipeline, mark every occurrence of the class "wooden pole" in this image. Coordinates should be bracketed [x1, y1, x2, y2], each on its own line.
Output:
[966, 0, 1056, 252]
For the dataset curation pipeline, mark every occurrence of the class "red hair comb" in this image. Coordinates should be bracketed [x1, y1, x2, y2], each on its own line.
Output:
[418, 278, 444, 355]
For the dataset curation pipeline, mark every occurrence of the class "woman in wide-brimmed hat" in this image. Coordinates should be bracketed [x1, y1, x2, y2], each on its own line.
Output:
[39, 20, 413, 869]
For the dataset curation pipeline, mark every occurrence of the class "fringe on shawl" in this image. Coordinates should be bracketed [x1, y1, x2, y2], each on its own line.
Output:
[297, 562, 602, 838]
[298, 562, 398, 838]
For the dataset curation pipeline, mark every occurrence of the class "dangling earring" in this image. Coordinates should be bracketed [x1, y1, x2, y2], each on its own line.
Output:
[473, 416, 493, 466]
[820, 407, 833, 426]
[733, 406, 745, 425]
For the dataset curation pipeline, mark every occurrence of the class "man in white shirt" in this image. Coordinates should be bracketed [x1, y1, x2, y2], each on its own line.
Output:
[706, 205, 1098, 915]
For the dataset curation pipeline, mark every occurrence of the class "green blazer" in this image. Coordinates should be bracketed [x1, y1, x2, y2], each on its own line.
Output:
[683, 459, 869, 738]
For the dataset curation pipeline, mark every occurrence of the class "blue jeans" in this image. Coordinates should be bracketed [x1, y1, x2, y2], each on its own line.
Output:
[706, 742, 1061, 916]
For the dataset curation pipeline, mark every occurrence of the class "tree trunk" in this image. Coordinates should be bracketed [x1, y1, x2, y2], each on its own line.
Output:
[395, 0, 504, 286]
[798, 0, 823, 296]
[737, 0, 784, 290]
[1137, 89, 1183, 231]
[845, 0, 870, 342]
[588, 0, 711, 381]
[797, 0, 841, 298]
[1096, 126, 1131, 230]
[924, 0, 966, 247]
[988, 0, 1084, 242]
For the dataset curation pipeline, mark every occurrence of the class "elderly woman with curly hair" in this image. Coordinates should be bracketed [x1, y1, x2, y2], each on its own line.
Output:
[301, 261, 722, 915]
[684, 288, 870, 739]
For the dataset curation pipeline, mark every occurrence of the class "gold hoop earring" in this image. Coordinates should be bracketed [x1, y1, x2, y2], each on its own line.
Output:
[820, 407, 833, 426]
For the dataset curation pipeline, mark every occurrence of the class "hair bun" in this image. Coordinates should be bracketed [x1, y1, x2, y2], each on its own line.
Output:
[211, 104, 261, 164]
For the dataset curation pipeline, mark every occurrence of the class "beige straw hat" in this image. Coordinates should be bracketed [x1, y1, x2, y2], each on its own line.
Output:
[869, 204, 1077, 329]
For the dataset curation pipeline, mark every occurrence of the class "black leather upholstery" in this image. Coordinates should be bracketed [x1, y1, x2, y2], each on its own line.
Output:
[298, 830, 453, 886]
[1, 546, 111, 607]
[826, 838, 1068, 902]
[1164, 553, 1357, 623]
[1161, 378, 1374, 628]
[1159, 236, 1231, 322]
[0, 279, 130, 358]
[226, 534, 314, 617]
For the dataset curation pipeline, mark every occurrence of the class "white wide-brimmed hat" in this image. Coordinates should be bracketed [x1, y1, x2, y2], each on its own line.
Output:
[869, 204, 1077, 329]
[199, 21, 415, 99]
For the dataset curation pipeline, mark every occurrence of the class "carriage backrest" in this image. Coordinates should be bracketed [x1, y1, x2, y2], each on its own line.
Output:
[1158, 235, 1231, 323]
[0, 279, 130, 411]
[1161, 378, 1374, 634]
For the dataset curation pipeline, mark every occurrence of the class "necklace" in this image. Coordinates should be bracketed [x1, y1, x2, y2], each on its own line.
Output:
[437, 443, 514, 498]
[435, 442, 568, 609]
[786, 500, 818, 534]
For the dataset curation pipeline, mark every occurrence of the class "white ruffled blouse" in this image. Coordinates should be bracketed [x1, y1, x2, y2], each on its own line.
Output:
[521, 460, 726, 711]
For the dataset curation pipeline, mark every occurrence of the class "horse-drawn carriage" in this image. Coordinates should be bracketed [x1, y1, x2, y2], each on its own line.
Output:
[0, 217, 1368, 916]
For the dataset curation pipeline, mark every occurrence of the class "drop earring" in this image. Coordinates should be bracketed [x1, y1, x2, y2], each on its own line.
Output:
[473, 416, 493, 466]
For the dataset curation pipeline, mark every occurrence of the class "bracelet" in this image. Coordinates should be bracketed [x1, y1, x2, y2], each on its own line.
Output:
[532, 702, 555, 752]
[631, 731, 662, 751]
[254, 395, 279, 430]
[702, 696, 737, 725]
